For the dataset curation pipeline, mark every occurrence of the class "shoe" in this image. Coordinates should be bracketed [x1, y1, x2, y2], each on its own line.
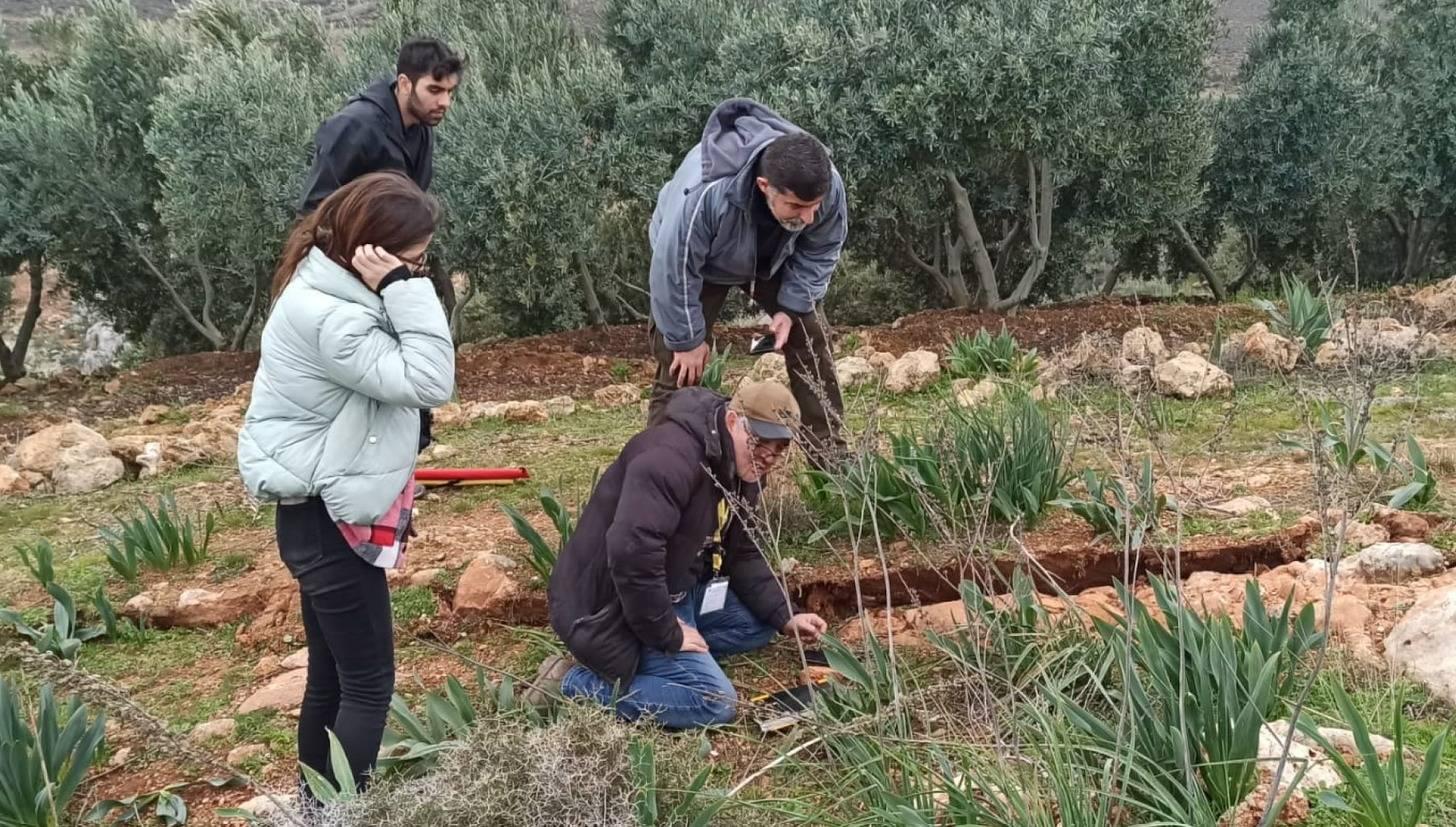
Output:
[523, 653, 575, 709]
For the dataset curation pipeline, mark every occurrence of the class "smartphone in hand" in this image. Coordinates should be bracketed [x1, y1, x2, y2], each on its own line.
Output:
[749, 334, 776, 355]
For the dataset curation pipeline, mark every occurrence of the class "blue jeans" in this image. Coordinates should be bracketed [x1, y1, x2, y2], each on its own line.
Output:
[561, 581, 778, 729]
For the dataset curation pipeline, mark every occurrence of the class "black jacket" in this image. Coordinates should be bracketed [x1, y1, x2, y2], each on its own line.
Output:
[298, 78, 434, 214]
[548, 388, 794, 684]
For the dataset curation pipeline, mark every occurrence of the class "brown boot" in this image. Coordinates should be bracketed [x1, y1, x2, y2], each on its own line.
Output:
[523, 653, 575, 709]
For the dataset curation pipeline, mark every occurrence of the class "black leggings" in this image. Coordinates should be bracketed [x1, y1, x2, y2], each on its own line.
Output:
[276, 499, 394, 792]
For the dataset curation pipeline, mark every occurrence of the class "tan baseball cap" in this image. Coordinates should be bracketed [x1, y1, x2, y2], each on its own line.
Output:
[730, 381, 801, 441]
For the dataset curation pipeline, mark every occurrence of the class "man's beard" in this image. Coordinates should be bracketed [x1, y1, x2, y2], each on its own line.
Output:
[408, 93, 444, 125]
[777, 217, 808, 232]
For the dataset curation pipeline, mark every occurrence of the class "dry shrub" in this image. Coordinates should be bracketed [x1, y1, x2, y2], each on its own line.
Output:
[290, 703, 704, 827]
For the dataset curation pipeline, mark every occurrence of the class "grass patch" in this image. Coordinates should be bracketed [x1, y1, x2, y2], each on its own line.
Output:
[210, 553, 253, 583]
[391, 586, 437, 622]
[80, 626, 245, 728]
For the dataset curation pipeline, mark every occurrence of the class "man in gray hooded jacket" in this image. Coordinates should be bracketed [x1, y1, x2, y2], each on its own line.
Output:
[647, 98, 849, 465]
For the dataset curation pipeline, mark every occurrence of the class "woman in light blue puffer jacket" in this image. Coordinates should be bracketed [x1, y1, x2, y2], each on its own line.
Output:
[238, 171, 454, 793]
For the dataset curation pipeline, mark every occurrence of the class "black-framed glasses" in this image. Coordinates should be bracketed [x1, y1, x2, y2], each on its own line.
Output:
[398, 252, 430, 274]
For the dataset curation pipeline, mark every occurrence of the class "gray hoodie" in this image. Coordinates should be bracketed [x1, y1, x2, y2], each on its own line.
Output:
[648, 98, 848, 351]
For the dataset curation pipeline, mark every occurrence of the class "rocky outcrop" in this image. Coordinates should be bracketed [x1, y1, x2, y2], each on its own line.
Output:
[1153, 352, 1233, 399]
[884, 350, 941, 393]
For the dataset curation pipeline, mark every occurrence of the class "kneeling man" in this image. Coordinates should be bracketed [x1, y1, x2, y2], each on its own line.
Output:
[539, 381, 827, 728]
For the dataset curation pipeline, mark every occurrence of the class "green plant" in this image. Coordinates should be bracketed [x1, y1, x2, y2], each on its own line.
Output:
[630, 737, 722, 827]
[378, 669, 539, 778]
[802, 395, 1070, 538]
[1283, 401, 1391, 475]
[298, 731, 359, 804]
[1054, 458, 1170, 547]
[99, 492, 216, 582]
[699, 346, 731, 393]
[1255, 275, 1333, 355]
[0, 679, 107, 827]
[16, 540, 56, 590]
[1297, 683, 1447, 827]
[1210, 317, 1226, 363]
[502, 490, 576, 583]
[947, 328, 1039, 382]
[89, 585, 144, 642]
[0, 584, 106, 661]
[841, 332, 863, 353]
[610, 360, 632, 382]
[86, 783, 190, 825]
[1055, 575, 1319, 822]
[1387, 436, 1438, 510]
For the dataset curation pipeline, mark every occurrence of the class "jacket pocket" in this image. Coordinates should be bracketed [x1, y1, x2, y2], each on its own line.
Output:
[567, 601, 639, 681]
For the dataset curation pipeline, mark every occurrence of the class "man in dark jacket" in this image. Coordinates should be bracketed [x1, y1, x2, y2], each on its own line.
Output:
[647, 98, 849, 468]
[298, 37, 462, 451]
[298, 37, 462, 213]
[540, 381, 828, 728]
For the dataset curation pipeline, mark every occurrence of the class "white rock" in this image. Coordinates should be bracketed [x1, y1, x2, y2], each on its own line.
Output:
[1386, 583, 1456, 705]
[884, 350, 940, 393]
[136, 442, 164, 479]
[592, 384, 640, 409]
[1121, 327, 1168, 367]
[751, 353, 790, 384]
[1207, 495, 1273, 517]
[543, 396, 576, 417]
[280, 648, 309, 670]
[236, 794, 293, 818]
[0, 464, 28, 495]
[238, 669, 309, 714]
[1240, 322, 1302, 372]
[1153, 352, 1233, 399]
[190, 718, 238, 742]
[226, 743, 268, 767]
[1347, 543, 1446, 583]
[952, 377, 999, 409]
[834, 356, 877, 389]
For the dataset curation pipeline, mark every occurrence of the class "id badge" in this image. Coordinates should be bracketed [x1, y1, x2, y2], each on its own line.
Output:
[700, 577, 730, 614]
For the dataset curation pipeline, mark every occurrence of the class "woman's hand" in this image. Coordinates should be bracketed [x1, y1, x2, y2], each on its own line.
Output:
[352, 245, 405, 291]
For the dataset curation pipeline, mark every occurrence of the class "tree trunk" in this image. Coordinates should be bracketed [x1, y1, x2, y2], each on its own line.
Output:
[576, 254, 607, 328]
[1228, 230, 1258, 294]
[941, 228, 973, 308]
[990, 157, 1054, 312]
[943, 171, 1003, 309]
[1173, 220, 1227, 302]
[1099, 249, 1125, 296]
[0, 258, 44, 383]
[899, 227, 971, 309]
[449, 271, 479, 345]
[229, 271, 264, 352]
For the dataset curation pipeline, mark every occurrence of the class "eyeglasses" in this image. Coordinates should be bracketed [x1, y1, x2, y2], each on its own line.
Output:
[398, 251, 430, 275]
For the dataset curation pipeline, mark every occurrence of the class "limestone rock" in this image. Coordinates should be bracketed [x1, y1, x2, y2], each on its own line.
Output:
[17, 421, 112, 475]
[834, 356, 877, 389]
[1370, 507, 1432, 542]
[500, 401, 549, 424]
[238, 668, 308, 713]
[1411, 275, 1456, 329]
[281, 648, 309, 670]
[1347, 543, 1445, 583]
[1206, 495, 1274, 518]
[1121, 327, 1168, 367]
[190, 718, 238, 743]
[868, 351, 897, 375]
[1153, 352, 1233, 399]
[884, 350, 940, 393]
[138, 405, 170, 426]
[453, 557, 521, 615]
[226, 744, 269, 767]
[1051, 333, 1120, 378]
[0, 464, 28, 495]
[1386, 583, 1456, 705]
[1338, 521, 1389, 549]
[466, 401, 505, 420]
[136, 442, 164, 479]
[430, 402, 468, 428]
[236, 795, 293, 818]
[751, 353, 790, 384]
[51, 451, 124, 494]
[593, 384, 640, 409]
[1241, 322, 1302, 372]
[952, 377, 999, 409]
[544, 396, 576, 418]
[1320, 317, 1438, 368]
[171, 587, 267, 628]
[408, 567, 444, 587]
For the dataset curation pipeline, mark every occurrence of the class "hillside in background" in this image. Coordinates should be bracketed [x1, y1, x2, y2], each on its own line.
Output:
[4, 0, 1265, 84]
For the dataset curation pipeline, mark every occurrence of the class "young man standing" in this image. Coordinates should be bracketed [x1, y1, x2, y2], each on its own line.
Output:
[646, 98, 850, 468]
[298, 37, 462, 450]
[536, 381, 828, 728]
[299, 37, 463, 213]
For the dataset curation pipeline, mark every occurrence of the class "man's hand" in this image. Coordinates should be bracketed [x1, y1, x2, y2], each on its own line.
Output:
[678, 619, 710, 653]
[352, 245, 404, 292]
[781, 613, 828, 643]
[670, 343, 712, 388]
[768, 312, 794, 350]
